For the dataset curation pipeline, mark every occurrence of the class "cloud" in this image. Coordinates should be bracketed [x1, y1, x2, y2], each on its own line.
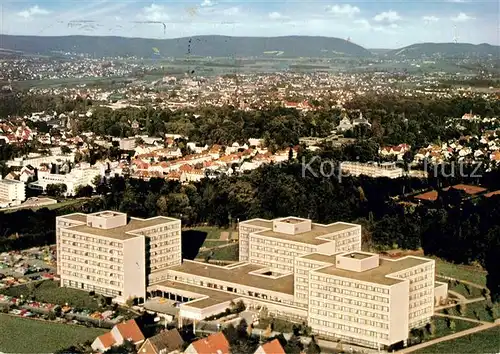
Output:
[200, 0, 214, 7]
[354, 19, 371, 29]
[268, 12, 287, 20]
[422, 15, 439, 22]
[140, 4, 169, 21]
[325, 4, 360, 17]
[222, 7, 239, 16]
[451, 12, 475, 22]
[17, 5, 50, 19]
[373, 10, 401, 23]
[354, 19, 386, 32]
[447, 0, 467, 3]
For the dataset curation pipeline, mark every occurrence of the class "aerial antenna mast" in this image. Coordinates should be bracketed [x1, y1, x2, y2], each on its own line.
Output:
[453, 25, 459, 43]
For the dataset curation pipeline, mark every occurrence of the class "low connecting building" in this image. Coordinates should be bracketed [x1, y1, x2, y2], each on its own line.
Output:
[56, 211, 181, 303]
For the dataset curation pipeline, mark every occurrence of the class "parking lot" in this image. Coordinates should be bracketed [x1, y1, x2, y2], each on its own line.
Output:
[0, 247, 57, 289]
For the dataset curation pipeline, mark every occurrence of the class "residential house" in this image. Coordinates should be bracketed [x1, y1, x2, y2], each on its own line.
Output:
[254, 339, 286, 354]
[91, 319, 145, 352]
[379, 144, 411, 160]
[137, 329, 184, 354]
[184, 332, 229, 354]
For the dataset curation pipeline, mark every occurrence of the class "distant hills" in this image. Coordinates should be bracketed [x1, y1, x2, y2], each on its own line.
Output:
[387, 43, 499, 59]
[0, 35, 372, 58]
[0, 35, 497, 59]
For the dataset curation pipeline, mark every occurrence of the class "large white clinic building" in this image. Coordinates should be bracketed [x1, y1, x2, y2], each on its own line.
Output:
[56, 213, 446, 349]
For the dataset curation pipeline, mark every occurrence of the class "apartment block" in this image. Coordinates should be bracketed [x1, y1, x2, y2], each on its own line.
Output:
[56, 211, 181, 302]
[340, 161, 404, 179]
[0, 178, 26, 207]
[239, 217, 361, 271]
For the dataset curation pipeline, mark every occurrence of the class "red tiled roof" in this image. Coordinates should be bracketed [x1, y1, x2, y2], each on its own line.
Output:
[484, 190, 500, 198]
[191, 332, 229, 354]
[414, 190, 438, 202]
[259, 339, 286, 354]
[97, 332, 116, 349]
[443, 184, 486, 195]
[116, 319, 145, 344]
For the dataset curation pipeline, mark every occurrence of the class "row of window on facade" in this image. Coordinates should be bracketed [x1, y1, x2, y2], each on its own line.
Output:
[309, 319, 389, 340]
[60, 232, 124, 248]
[310, 284, 390, 303]
[250, 237, 316, 252]
[310, 307, 390, 329]
[61, 262, 124, 279]
[311, 275, 391, 294]
[311, 295, 389, 312]
[62, 271, 122, 287]
[310, 299, 389, 320]
[61, 254, 122, 270]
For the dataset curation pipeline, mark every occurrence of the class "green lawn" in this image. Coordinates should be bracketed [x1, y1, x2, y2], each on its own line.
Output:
[413, 326, 500, 354]
[430, 316, 478, 338]
[434, 258, 487, 286]
[439, 278, 484, 299]
[0, 313, 106, 353]
[198, 243, 239, 261]
[441, 301, 500, 322]
[202, 240, 231, 248]
[1, 280, 102, 310]
[185, 226, 233, 240]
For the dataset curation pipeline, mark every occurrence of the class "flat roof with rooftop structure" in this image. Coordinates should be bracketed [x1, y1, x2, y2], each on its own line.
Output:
[279, 217, 305, 224]
[345, 252, 372, 260]
[59, 213, 88, 223]
[316, 255, 432, 286]
[0, 178, 24, 184]
[254, 222, 358, 245]
[64, 216, 178, 240]
[167, 261, 295, 295]
[240, 219, 273, 229]
[300, 253, 337, 263]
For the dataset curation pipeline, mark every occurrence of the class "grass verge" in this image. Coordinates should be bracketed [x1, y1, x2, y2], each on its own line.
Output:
[0, 280, 102, 311]
[0, 313, 106, 353]
[412, 326, 500, 354]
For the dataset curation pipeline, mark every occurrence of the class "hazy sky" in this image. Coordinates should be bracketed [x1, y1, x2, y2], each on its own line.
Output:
[1, 0, 499, 48]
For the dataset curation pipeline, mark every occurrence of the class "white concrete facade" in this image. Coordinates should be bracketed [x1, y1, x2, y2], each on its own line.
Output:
[56, 211, 181, 303]
[0, 178, 26, 206]
[239, 217, 362, 272]
[340, 162, 404, 179]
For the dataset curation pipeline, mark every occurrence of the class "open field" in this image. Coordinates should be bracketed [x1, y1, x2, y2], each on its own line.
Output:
[202, 240, 231, 248]
[197, 243, 239, 261]
[439, 277, 485, 299]
[412, 326, 500, 354]
[185, 226, 233, 240]
[433, 258, 487, 286]
[0, 313, 106, 353]
[1, 280, 102, 310]
[441, 300, 500, 323]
